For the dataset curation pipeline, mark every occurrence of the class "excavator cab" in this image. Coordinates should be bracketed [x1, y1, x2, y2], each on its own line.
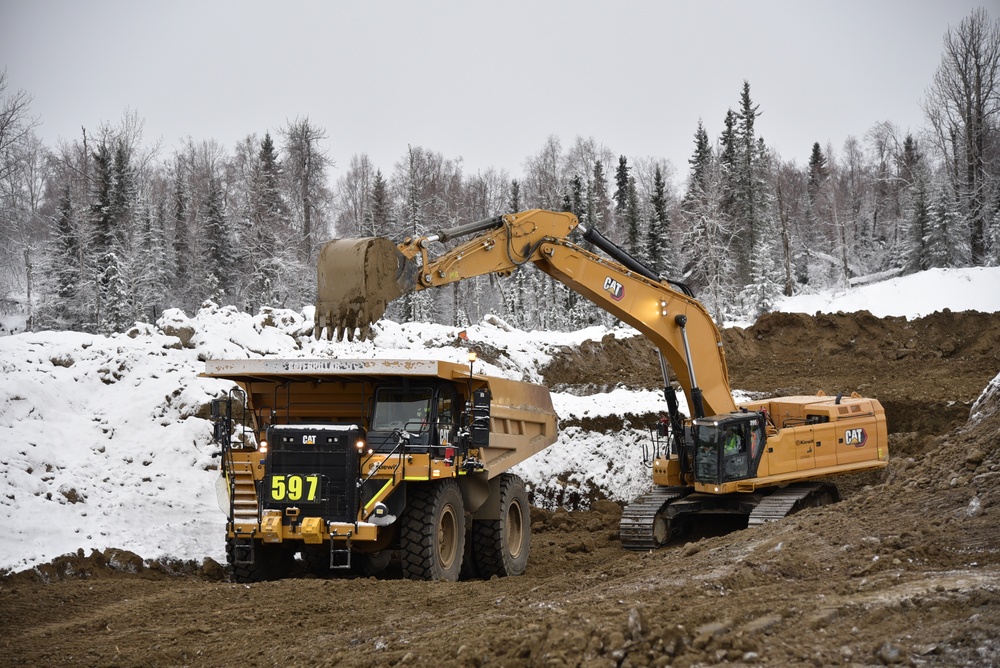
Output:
[692, 413, 767, 485]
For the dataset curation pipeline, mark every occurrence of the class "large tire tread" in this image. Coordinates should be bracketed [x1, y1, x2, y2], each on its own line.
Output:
[472, 473, 530, 578]
[400, 480, 466, 581]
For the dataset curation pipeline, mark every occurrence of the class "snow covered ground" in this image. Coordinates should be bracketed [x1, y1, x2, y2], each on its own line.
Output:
[1, 267, 998, 573]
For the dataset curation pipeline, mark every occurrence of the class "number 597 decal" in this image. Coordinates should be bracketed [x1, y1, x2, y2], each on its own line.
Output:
[269, 474, 320, 502]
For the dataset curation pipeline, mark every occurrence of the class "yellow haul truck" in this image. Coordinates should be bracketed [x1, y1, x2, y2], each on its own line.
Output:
[315, 209, 890, 550]
[205, 358, 557, 582]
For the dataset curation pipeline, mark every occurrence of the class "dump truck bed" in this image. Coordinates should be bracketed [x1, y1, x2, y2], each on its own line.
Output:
[203, 358, 558, 477]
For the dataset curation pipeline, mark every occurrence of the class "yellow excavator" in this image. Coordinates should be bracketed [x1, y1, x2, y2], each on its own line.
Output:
[315, 209, 889, 548]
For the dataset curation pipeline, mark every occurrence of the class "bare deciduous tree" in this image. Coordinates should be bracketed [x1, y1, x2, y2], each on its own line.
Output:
[923, 8, 1000, 264]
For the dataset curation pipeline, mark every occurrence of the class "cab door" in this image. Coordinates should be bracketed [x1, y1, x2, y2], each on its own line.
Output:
[792, 425, 817, 471]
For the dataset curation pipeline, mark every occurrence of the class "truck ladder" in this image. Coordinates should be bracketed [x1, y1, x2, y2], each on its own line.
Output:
[228, 458, 260, 528]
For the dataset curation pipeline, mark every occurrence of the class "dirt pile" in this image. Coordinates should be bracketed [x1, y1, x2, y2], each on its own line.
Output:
[2, 311, 998, 667]
[545, 310, 1000, 437]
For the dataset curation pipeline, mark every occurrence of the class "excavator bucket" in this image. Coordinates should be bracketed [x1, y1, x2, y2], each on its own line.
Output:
[315, 237, 416, 341]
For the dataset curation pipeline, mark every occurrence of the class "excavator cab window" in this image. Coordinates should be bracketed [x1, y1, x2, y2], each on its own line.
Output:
[693, 415, 765, 484]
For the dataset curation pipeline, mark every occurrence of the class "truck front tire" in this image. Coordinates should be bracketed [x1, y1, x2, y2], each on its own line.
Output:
[401, 479, 466, 581]
[226, 538, 294, 583]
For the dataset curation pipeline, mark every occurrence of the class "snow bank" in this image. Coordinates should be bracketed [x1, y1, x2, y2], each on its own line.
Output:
[776, 266, 1000, 319]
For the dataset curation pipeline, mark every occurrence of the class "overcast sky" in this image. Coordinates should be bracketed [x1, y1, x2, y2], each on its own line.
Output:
[1, 1, 991, 184]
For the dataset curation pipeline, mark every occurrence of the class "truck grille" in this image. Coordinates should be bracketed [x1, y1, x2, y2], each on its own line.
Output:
[265, 425, 361, 523]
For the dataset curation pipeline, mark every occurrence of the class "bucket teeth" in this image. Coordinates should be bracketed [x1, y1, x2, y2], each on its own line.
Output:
[316, 308, 379, 342]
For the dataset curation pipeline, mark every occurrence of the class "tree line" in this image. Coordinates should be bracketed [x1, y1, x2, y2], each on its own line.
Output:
[2, 8, 998, 334]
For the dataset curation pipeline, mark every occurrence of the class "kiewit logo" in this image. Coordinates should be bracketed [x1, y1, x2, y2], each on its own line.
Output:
[603, 277, 624, 301]
[845, 428, 867, 448]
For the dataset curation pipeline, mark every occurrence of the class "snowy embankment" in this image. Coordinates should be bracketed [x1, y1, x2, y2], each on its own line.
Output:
[1, 266, 998, 573]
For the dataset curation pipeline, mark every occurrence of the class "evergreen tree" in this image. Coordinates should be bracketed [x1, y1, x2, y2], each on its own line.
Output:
[647, 165, 671, 276]
[369, 169, 390, 235]
[202, 175, 233, 300]
[110, 139, 136, 248]
[718, 109, 738, 195]
[170, 156, 191, 297]
[141, 199, 168, 321]
[569, 174, 585, 221]
[53, 185, 80, 302]
[807, 142, 828, 199]
[613, 155, 630, 238]
[99, 251, 131, 333]
[680, 122, 735, 323]
[90, 139, 114, 270]
[591, 160, 611, 229]
[258, 132, 285, 225]
[687, 121, 712, 199]
[40, 184, 83, 327]
[925, 179, 961, 268]
[509, 179, 521, 212]
[907, 171, 932, 272]
[625, 175, 642, 256]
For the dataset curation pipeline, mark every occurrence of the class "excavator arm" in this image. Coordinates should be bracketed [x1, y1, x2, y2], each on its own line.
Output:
[315, 209, 738, 417]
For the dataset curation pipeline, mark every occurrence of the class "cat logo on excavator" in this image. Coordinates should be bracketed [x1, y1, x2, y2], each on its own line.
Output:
[603, 277, 625, 301]
[845, 428, 868, 447]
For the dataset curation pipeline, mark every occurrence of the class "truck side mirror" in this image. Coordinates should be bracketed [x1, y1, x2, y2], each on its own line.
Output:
[210, 397, 229, 420]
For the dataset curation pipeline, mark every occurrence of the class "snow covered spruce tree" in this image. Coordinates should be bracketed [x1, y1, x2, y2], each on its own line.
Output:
[647, 164, 673, 278]
[679, 121, 735, 325]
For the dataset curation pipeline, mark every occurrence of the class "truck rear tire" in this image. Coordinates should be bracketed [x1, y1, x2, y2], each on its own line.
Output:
[472, 473, 530, 578]
[226, 538, 294, 583]
[401, 480, 466, 581]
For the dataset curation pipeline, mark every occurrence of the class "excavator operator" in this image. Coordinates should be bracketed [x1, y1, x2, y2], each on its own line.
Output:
[724, 426, 743, 455]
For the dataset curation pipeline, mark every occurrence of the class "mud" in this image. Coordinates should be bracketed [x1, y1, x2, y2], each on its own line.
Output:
[3, 311, 999, 667]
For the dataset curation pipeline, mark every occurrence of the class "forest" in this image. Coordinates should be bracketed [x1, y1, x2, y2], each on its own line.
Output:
[1, 8, 998, 334]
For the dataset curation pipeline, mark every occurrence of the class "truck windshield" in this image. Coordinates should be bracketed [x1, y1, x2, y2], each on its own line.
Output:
[372, 388, 433, 432]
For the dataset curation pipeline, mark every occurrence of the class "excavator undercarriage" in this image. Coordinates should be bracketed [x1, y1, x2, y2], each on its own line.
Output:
[619, 482, 841, 550]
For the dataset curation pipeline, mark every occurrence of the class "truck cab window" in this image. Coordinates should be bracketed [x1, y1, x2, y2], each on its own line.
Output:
[372, 388, 433, 432]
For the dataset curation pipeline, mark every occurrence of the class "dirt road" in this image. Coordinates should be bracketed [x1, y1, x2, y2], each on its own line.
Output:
[3, 311, 998, 667]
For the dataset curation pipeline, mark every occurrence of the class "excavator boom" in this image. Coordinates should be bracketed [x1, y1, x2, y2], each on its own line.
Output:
[315, 209, 737, 416]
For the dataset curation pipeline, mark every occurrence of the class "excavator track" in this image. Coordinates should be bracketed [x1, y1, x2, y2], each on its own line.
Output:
[747, 482, 839, 527]
[620, 486, 689, 550]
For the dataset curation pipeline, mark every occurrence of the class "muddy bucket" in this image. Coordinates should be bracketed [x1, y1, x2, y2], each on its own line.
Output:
[315, 237, 415, 341]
